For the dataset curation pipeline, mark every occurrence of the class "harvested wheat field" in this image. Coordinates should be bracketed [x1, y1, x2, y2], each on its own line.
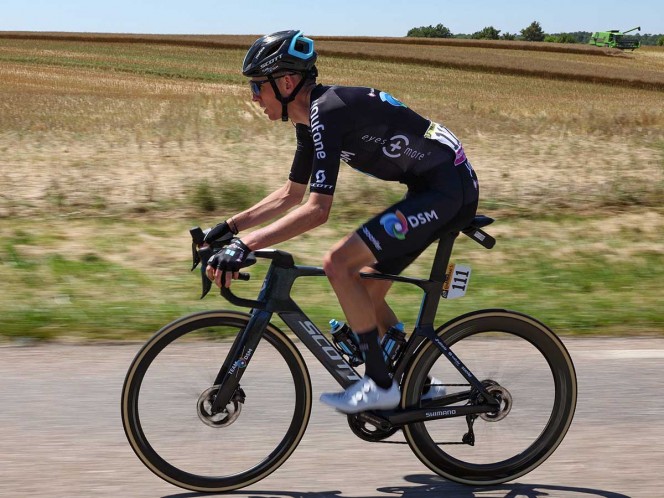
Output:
[0, 33, 662, 338]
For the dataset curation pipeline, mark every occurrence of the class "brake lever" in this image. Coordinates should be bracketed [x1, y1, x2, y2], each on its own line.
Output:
[190, 227, 205, 271]
[198, 246, 214, 299]
[189, 226, 233, 269]
[190, 227, 216, 298]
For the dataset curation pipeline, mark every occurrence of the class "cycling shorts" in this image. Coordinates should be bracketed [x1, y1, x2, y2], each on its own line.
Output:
[356, 159, 479, 275]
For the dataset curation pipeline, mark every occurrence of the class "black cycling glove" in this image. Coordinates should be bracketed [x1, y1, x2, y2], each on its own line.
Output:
[208, 238, 253, 272]
[203, 220, 238, 245]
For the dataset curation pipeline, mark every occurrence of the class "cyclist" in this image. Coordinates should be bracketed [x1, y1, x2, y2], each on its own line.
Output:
[204, 30, 479, 413]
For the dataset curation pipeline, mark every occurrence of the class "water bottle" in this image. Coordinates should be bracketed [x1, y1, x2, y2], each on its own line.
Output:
[382, 322, 407, 365]
[329, 319, 363, 366]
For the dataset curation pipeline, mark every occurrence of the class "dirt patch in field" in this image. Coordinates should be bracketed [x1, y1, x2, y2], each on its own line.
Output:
[1, 127, 660, 218]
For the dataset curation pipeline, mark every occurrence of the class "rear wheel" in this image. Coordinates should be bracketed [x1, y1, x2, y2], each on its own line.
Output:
[121, 310, 312, 492]
[402, 310, 576, 485]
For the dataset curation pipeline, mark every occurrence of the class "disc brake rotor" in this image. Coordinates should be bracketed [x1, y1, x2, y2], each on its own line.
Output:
[479, 383, 512, 422]
[197, 385, 243, 428]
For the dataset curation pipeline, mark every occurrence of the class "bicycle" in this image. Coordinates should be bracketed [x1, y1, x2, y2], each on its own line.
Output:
[121, 214, 577, 493]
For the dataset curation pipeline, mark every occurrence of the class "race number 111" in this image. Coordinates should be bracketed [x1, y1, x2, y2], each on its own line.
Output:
[442, 263, 471, 299]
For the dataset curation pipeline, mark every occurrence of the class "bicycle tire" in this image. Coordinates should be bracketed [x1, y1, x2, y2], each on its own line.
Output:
[402, 309, 577, 485]
[121, 310, 312, 492]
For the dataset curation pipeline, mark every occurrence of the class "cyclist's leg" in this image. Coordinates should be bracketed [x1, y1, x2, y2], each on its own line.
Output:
[323, 238, 403, 336]
[321, 164, 478, 412]
[360, 272, 397, 336]
[322, 234, 400, 412]
[320, 197, 458, 413]
[323, 233, 380, 333]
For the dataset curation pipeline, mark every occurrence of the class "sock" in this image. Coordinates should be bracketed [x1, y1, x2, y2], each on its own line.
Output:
[357, 328, 392, 389]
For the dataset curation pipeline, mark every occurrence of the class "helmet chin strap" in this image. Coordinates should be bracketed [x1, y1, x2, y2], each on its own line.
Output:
[267, 75, 309, 121]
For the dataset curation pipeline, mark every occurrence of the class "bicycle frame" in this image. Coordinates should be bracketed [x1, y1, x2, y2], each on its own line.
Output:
[210, 225, 501, 428]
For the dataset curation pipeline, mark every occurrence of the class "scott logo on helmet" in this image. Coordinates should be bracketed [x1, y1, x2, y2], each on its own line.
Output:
[260, 53, 283, 71]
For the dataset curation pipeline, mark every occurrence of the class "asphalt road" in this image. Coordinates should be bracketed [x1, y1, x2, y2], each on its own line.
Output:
[1, 337, 663, 498]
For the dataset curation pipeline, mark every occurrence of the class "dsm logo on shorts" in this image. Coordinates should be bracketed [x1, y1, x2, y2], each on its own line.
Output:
[380, 210, 409, 240]
[380, 209, 439, 239]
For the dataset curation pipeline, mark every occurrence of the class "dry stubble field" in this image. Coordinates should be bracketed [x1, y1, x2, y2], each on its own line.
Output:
[0, 34, 662, 339]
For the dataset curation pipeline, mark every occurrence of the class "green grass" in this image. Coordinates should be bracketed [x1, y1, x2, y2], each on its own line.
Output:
[1, 214, 661, 341]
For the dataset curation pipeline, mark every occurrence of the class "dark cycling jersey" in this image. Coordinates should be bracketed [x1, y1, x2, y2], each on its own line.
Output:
[289, 85, 476, 194]
[289, 84, 479, 275]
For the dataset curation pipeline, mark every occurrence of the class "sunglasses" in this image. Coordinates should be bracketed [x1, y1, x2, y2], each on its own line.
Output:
[249, 79, 270, 96]
[249, 73, 296, 96]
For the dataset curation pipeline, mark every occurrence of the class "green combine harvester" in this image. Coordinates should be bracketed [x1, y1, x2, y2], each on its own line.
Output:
[589, 27, 641, 50]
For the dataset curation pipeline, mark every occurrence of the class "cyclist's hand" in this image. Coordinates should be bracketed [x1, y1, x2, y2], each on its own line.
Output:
[205, 238, 252, 288]
[202, 221, 236, 246]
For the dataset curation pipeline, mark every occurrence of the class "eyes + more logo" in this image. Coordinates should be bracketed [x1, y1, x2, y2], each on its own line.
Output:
[382, 134, 409, 159]
[380, 210, 409, 240]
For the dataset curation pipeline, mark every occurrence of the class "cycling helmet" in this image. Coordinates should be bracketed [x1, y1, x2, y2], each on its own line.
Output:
[242, 30, 317, 77]
[243, 30, 318, 121]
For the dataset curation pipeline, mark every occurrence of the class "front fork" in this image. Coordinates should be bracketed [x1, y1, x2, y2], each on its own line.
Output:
[210, 309, 272, 414]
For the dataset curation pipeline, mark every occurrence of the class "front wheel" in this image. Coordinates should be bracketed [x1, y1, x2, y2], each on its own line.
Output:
[402, 310, 577, 485]
[121, 310, 312, 492]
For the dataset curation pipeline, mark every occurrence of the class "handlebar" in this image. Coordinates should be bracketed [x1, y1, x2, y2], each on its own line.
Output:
[217, 249, 301, 309]
[220, 285, 265, 310]
[191, 227, 291, 305]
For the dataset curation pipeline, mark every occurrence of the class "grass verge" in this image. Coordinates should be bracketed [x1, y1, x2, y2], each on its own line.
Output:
[0, 212, 661, 341]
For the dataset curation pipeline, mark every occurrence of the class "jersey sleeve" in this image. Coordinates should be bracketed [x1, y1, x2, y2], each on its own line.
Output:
[288, 123, 314, 185]
[307, 96, 344, 195]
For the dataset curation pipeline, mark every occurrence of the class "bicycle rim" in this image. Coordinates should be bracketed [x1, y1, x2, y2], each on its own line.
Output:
[121, 311, 312, 492]
[402, 310, 577, 485]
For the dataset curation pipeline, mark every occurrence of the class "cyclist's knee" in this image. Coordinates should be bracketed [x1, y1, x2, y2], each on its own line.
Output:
[323, 249, 354, 281]
[324, 234, 375, 281]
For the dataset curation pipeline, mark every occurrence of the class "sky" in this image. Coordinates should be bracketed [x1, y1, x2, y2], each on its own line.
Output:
[1, 0, 662, 36]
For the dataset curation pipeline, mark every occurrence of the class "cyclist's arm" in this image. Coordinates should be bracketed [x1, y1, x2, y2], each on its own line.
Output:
[241, 192, 332, 250]
[229, 180, 306, 232]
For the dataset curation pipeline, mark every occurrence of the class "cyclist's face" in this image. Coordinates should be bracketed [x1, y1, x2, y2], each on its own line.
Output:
[250, 74, 294, 121]
[250, 77, 277, 120]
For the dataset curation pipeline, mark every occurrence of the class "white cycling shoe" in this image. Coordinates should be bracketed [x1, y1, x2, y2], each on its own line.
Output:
[320, 377, 400, 414]
[421, 376, 447, 401]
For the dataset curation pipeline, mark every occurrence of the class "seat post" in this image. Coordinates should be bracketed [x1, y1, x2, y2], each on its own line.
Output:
[414, 232, 459, 328]
[429, 231, 458, 283]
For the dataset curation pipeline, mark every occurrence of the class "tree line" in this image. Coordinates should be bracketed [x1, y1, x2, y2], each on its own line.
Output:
[406, 22, 664, 46]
